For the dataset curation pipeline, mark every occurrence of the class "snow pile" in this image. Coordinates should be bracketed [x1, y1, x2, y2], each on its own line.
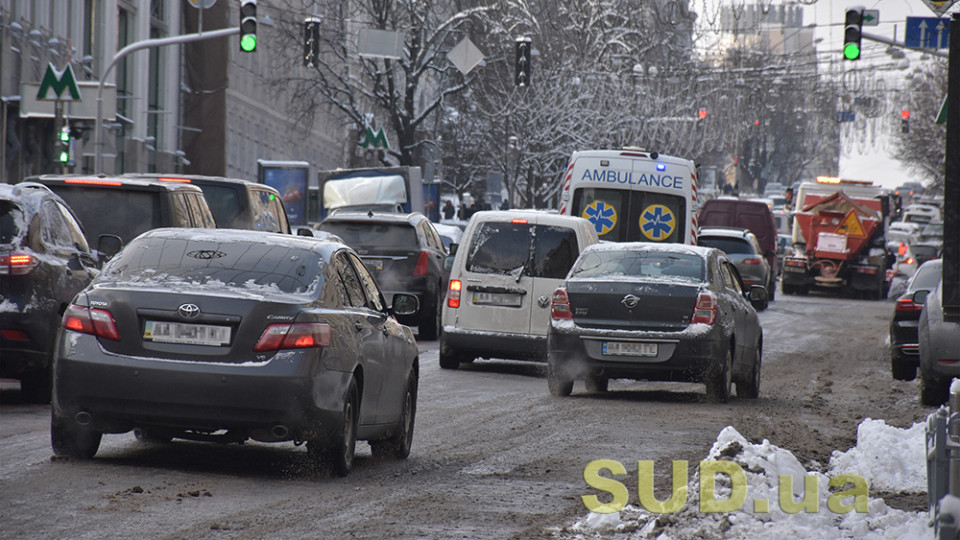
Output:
[827, 418, 927, 492]
[570, 422, 932, 539]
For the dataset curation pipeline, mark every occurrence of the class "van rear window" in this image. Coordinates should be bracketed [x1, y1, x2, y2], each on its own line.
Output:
[573, 188, 685, 243]
[48, 186, 160, 245]
[466, 222, 579, 278]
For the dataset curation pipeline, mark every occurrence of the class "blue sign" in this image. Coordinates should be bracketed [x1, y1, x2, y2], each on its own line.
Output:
[905, 17, 950, 49]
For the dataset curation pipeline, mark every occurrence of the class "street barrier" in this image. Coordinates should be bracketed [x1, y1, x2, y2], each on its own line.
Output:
[927, 379, 960, 540]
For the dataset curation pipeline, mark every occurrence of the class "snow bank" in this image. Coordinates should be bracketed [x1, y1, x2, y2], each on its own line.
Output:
[569, 421, 933, 539]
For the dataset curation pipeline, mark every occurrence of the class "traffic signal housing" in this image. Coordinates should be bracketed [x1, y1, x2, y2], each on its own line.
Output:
[843, 8, 863, 60]
[304, 17, 321, 67]
[239, 0, 257, 53]
[515, 38, 531, 87]
[901, 109, 910, 133]
[57, 125, 72, 164]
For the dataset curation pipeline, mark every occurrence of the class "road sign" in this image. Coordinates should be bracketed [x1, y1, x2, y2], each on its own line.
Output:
[905, 17, 951, 49]
[862, 10, 879, 26]
[36, 63, 81, 101]
[919, 0, 957, 17]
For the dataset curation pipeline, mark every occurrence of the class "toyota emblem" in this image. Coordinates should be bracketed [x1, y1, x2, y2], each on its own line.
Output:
[178, 303, 201, 319]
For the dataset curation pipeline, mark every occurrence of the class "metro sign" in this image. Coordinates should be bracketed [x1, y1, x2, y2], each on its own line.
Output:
[36, 63, 81, 101]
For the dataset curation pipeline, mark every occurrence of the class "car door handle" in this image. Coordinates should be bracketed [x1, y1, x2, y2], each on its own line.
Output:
[354, 321, 364, 332]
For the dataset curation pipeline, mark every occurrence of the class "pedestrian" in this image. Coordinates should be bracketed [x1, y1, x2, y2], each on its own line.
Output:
[442, 200, 455, 220]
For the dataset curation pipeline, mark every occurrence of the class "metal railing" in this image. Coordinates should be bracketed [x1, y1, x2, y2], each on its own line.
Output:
[927, 379, 960, 540]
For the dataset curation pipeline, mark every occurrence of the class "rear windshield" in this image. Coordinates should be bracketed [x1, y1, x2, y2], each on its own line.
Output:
[197, 184, 244, 229]
[698, 236, 755, 255]
[49, 186, 160, 245]
[466, 222, 579, 279]
[572, 250, 704, 281]
[0, 201, 25, 244]
[318, 221, 417, 249]
[99, 234, 324, 296]
[910, 262, 942, 291]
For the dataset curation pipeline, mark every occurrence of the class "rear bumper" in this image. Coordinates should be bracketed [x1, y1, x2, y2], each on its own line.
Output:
[441, 327, 546, 361]
[0, 311, 56, 376]
[52, 333, 348, 440]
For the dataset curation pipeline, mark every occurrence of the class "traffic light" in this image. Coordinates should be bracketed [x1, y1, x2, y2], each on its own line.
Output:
[901, 109, 910, 133]
[515, 38, 531, 87]
[239, 0, 257, 53]
[697, 109, 707, 128]
[304, 17, 321, 67]
[57, 125, 71, 164]
[843, 9, 862, 60]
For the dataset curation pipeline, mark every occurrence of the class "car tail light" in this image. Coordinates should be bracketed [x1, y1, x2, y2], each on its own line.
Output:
[895, 298, 923, 312]
[551, 287, 573, 320]
[61, 304, 121, 341]
[158, 177, 191, 183]
[904, 257, 915, 266]
[413, 251, 429, 277]
[447, 279, 462, 308]
[785, 259, 805, 268]
[742, 258, 762, 265]
[1, 329, 30, 341]
[691, 291, 717, 325]
[0, 252, 38, 275]
[511, 218, 528, 224]
[254, 323, 332, 352]
[64, 178, 123, 187]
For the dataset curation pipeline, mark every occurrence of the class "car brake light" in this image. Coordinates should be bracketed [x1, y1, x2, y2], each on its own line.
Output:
[1, 329, 30, 341]
[511, 218, 528, 224]
[61, 304, 121, 341]
[158, 177, 191, 183]
[691, 291, 717, 325]
[447, 279, 462, 308]
[742, 258, 762, 265]
[785, 259, 805, 268]
[904, 257, 915, 265]
[0, 253, 37, 275]
[254, 323, 332, 352]
[413, 251, 429, 277]
[895, 298, 923, 312]
[551, 287, 573, 320]
[64, 178, 123, 187]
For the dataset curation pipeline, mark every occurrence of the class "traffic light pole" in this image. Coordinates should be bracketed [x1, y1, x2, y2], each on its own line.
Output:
[94, 27, 239, 174]
[942, 12, 959, 322]
[860, 31, 949, 59]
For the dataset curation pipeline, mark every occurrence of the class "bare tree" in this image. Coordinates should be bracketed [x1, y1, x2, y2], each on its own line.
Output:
[892, 59, 948, 190]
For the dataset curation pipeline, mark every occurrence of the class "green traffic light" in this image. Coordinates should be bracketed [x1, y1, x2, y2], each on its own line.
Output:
[843, 42, 860, 60]
[58, 151, 69, 163]
[240, 35, 257, 52]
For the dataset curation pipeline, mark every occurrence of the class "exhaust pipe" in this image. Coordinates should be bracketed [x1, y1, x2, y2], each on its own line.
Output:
[271, 425, 289, 439]
[74, 411, 93, 425]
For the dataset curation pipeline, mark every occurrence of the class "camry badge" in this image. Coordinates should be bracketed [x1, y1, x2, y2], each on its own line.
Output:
[178, 303, 201, 319]
[621, 294, 640, 310]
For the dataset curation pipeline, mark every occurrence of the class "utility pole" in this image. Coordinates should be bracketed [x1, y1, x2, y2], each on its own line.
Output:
[942, 12, 959, 322]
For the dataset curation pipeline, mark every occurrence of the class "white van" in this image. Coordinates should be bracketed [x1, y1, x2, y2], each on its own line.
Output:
[439, 210, 599, 369]
[559, 149, 699, 244]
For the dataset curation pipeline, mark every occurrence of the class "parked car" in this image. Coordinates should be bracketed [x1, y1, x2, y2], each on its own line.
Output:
[697, 227, 774, 306]
[887, 242, 921, 298]
[902, 205, 940, 225]
[432, 222, 463, 251]
[776, 233, 791, 276]
[124, 174, 291, 234]
[316, 212, 448, 340]
[50, 228, 420, 476]
[890, 259, 942, 381]
[440, 210, 599, 369]
[0, 183, 99, 402]
[917, 280, 960, 406]
[698, 198, 779, 278]
[887, 221, 922, 246]
[916, 221, 943, 245]
[22, 175, 216, 254]
[547, 243, 766, 402]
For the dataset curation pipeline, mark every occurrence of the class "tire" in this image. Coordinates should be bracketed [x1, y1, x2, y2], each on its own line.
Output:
[782, 283, 795, 295]
[309, 379, 358, 477]
[51, 411, 101, 459]
[584, 376, 608, 394]
[370, 373, 417, 460]
[890, 354, 917, 381]
[920, 372, 949, 406]
[439, 339, 463, 370]
[547, 358, 573, 397]
[418, 294, 441, 341]
[19, 370, 51, 404]
[707, 348, 733, 403]
[737, 346, 761, 399]
[767, 277, 776, 302]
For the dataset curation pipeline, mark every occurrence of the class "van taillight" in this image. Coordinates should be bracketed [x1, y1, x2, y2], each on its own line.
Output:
[64, 178, 123, 187]
[62, 304, 121, 341]
[413, 251, 429, 277]
[511, 218, 528, 224]
[447, 280, 462, 308]
[254, 323, 331, 352]
[0, 253, 37, 275]
[551, 287, 573, 320]
[158, 177, 191, 183]
[691, 291, 717, 325]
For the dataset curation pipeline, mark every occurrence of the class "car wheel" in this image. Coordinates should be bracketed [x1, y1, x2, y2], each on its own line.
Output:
[547, 358, 573, 397]
[50, 410, 101, 459]
[418, 295, 441, 341]
[370, 373, 417, 460]
[767, 277, 776, 302]
[737, 346, 761, 399]
[782, 283, 794, 295]
[890, 354, 917, 381]
[584, 376, 608, 394]
[19, 370, 52, 404]
[707, 348, 733, 403]
[309, 378, 358, 476]
[439, 339, 463, 370]
[920, 372, 949, 406]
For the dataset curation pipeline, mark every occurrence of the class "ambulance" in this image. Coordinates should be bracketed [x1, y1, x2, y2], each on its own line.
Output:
[558, 148, 699, 244]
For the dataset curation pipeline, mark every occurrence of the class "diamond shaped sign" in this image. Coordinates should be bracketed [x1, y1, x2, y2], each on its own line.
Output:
[920, 0, 957, 17]
[447, 37, 484, 76]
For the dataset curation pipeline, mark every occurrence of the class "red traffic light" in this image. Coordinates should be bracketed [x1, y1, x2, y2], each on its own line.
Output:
[698, 109, 708, 119]
[901, 109, 910, 120]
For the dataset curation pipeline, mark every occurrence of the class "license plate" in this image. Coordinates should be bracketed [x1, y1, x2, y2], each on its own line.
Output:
[472, 291, 522, 307]
[144, 321, 231, 346]
[602, 341, 657, 357]
[364, 259, 384, 272]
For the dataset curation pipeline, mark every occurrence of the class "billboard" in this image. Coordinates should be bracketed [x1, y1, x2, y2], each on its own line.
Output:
[258, 160, 310, 226]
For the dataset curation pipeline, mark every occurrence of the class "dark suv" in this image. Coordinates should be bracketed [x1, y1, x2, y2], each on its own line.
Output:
[317, 212, 448, 340]
[123, 174, 291, 234]
[889, 259, 941, 381]
[22, 175, 216, 253]
[1, 183, 98, 402]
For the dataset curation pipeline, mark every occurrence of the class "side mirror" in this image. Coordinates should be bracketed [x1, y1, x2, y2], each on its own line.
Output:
[392, 293, 420, 316]
[912, 289, 929, 305]
[97, 234, 123, 264]
[297, 227, 314, 237]
[747, 285, 768, 311]
[443, 254, 456, 272]
[448, 243, 458, 256]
